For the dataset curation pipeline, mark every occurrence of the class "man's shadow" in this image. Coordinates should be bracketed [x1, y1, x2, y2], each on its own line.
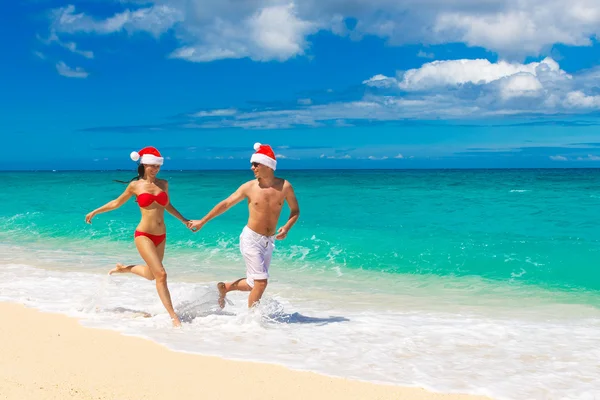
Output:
[266, 312, 350, 326]
[176, 299, 349, 326]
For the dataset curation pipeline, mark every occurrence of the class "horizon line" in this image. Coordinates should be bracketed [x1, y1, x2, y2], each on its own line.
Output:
[2, 167, 600, 172]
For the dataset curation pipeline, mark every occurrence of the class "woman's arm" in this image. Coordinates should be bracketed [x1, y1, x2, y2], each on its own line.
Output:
[187, 182, 249, 232]
[163, 181, 189, 224]
[85, 183, 135, 224]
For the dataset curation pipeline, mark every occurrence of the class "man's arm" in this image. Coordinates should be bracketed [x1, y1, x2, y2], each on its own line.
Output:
[275, 181, 300, 240]
[188, 182, 250, 232]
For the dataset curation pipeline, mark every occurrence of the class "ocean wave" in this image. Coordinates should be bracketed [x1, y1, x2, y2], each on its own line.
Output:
[1, 262, 599, 400]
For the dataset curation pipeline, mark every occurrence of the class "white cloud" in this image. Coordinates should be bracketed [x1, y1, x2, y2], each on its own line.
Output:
[362, 74, 398, 88]
[52, 4, 183, 37]
[564, 91, 600, 108]
[41, 32, 94, 59]
[417, 50, 434, 59]
[317, 153, 357, 160]
[33, 51, 46, 60]
[56, 61, 89, 78]
[398, 57, 568, 91]
[44, 0, 600, 62]
[62, 41, 94, 59]
[549, 155, 567, 161]
[192, 108, 237, 117]
[498, 73, 543, 100]
[177, 57, 600, 126]
[334, 119, 354, 127]
[433, 1, 600, 56]
[394, 153, 404, 159]
[248, 4, 316, 60]
[170, 4, 318, 62]
[576, 154, 600, 161]
[368, 155, 389, 160]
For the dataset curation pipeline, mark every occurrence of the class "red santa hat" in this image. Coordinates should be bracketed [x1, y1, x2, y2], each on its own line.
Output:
[250, 142, 277, 170]
[130, 146, 164, 166]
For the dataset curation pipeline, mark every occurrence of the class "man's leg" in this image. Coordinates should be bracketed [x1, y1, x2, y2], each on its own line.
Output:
[218, 227, 271, 309]
[217, 278, 252, 309]
[216, 278, 268, 308]
[247, 279, 268, 308]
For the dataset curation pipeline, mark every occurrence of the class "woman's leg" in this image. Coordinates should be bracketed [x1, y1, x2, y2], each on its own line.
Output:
[108, 240, 166, 280]
[134, 236, 180, 327]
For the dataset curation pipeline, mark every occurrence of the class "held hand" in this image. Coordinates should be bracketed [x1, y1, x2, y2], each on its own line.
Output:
[85, 211, 95, 224]
[187, 219, 205, 232]
[275, 226, 288, 240]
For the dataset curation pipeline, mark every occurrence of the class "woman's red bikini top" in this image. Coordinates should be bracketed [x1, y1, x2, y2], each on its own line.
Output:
[137, 191, 169, 208]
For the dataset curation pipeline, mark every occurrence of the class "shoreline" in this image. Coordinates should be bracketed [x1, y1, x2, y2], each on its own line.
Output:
[0, 301, 490, 400]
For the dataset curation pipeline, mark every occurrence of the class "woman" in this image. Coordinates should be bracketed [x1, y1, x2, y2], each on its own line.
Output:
[85, 146, 188, 327]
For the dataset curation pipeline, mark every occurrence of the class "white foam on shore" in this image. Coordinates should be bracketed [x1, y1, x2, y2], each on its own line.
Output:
[1, 260, 599, 400]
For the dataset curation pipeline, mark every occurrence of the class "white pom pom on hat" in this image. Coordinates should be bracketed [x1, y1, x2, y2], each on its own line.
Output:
[129, 146, 164, 166]
[254, 142, 262, 151]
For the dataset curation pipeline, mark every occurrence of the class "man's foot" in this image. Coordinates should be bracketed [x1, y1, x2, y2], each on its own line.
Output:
[172, 316, 182, 328]
[108, 263, 130, 275]
[217, 282, 227, 309]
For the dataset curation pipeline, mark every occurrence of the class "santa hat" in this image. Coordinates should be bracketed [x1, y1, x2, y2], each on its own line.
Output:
[250, 143, 277, 170]
[130, 146, 164, 166]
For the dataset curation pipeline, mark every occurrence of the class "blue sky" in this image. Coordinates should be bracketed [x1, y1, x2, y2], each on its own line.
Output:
[2, 0, 600, 170]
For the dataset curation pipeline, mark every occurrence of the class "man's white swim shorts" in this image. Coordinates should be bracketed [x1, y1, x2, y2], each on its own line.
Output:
[239, 226, 275, 288]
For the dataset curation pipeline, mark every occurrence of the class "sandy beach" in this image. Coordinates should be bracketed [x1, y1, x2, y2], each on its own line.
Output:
[0, 302, 490, 400]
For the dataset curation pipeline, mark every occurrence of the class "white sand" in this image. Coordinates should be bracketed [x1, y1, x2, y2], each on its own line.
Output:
[0, 302, 490, 400]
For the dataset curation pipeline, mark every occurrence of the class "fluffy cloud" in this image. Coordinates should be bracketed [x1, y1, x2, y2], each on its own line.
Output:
[354, 57, 600, 117]
[564, 91, 600, 108]
[433, 0, 600, 56]
[42, 32, 94, 59]
[362, 74, 398, 88]
[549, 155, 567, 161]
[398, 57, 568, 91]
[174, 57, 599, 128]
[191, 109, 238, 117]
[45, 0, 600, 62]
[56, 61, 89, 78]
[576, 154, 600, 161]
[170, 4, 318, 62]
[51, 4, 183, 37]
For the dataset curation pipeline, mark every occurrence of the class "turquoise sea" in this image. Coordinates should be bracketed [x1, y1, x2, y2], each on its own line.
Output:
[1, 169, 599, 399]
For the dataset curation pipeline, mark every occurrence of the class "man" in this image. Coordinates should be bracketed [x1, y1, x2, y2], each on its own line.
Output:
[187, 143, 300, 308]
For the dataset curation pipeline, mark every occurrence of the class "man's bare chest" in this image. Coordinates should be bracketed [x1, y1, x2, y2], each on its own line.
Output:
[249, 188, 284, 208]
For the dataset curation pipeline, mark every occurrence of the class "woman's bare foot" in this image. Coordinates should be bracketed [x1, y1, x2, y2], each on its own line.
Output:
[217, 282, 227, 309]
[108, 263, 130, 275]
[172, 316, 182, 327]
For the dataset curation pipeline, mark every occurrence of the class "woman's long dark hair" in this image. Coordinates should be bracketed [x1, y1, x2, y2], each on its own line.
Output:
[114, 164, 145, 184]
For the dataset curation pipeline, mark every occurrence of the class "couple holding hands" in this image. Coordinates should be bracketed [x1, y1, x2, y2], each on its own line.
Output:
[85, 143, 300, 327]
